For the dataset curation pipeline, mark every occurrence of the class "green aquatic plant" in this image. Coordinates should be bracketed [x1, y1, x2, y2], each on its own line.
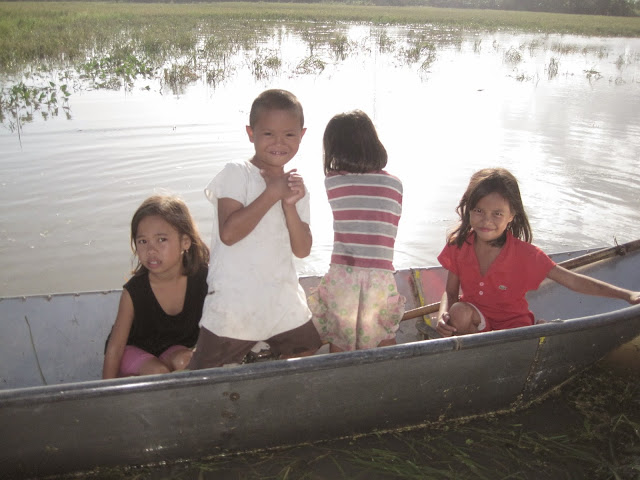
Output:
[330, 34, 351, 61]
[376, 29, 395, 53]
[585, 68, 603, 80]
[295, 55, 326, 75]
[403, 40, 437, 65]
[1, 3, 639, 136]
[1, 1, 640, 78]
[504, 46, 523, 64]
[206, 67, 232, 88]
[250, 49, 282, 81]
[162, 62, 199, 96]
[527, 39, 541, 56]
[0, 80, 70, 144]
[547, 57, 559, 79]
[81, 48, 155, 91]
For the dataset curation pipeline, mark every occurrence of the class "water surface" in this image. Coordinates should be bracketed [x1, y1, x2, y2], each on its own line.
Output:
[1, 25, 639, 297]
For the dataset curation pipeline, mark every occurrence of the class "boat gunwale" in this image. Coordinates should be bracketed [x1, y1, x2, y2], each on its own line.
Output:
[0, 289, 122, 302]
[0, 245, 603, 302]
[2, 303, 639, 406]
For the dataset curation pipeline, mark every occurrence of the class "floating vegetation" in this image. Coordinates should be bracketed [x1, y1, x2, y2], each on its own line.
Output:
[250, 48, 282, 81]
[403, 40, 437, 65]
[376, 29, 395, 53]
[504, 46, 523, 64]
[206, 67, 232, 89]
[0, 80, 70, 145]
[511, 71, 539, 83]
[162, 62, 199, 96]
[419, 48, 437, 71]
[547, 56, 559, 79]
[81, 48, 155, 91]
[527, 39, 541, 56]
[0, 3, 638, 135]
[585, 68, 603, 80]
[295, 55, 326, 76]
[330, 34, 351, 61]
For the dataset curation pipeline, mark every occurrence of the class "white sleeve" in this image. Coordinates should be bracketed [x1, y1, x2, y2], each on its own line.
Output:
[204, 162, 247, 206]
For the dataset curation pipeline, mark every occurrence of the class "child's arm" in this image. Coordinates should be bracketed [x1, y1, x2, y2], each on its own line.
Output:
[218, 195, 276, 246]
[435, 271, 461, 336]
[283, 171, 312, 258]
[218, 169, 300, 246]
[547, 265, 640, 304]
[102, 289, 135, 379]
[282, 204, 312, 258]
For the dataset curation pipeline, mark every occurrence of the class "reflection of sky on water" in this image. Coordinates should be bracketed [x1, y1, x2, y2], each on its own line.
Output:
[1, 26, 639, 296]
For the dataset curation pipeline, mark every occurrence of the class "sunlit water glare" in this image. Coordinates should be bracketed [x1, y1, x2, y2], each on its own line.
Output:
[1, 26, 639, 296]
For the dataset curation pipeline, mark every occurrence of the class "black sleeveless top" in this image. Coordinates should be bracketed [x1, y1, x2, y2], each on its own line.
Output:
[125, 266, 208, 357]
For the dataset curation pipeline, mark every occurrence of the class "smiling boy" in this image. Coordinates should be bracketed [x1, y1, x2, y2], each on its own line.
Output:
[188, 89, 321, 369]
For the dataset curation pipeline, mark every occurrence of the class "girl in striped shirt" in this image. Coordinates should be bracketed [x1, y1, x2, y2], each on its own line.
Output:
[309, 110, 406, 352]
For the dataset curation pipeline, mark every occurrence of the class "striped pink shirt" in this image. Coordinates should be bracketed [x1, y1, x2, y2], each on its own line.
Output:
[326, 171, 402, 271]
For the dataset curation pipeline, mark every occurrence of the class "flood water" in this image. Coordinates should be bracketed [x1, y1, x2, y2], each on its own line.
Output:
[1, 25, 640, 297]
[2, 21, 640, 480]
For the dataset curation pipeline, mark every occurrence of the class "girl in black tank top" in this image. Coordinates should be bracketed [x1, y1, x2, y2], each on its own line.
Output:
[102, 195, 210, 379]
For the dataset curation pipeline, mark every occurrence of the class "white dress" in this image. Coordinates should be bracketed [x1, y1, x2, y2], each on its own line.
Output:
[199, 161, 312, 341]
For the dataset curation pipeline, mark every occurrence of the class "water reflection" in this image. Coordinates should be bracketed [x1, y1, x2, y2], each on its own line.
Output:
[1, 25, 639, 296]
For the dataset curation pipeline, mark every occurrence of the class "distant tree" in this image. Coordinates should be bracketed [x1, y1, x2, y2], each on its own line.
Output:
[407, 0, 637, 15]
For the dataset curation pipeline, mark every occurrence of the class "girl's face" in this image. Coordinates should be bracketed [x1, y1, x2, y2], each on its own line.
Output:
[135, 215, 191, 277]
[469, 192, 515, 244]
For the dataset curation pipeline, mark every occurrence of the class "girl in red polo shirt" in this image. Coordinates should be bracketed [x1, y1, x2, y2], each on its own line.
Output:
[436, 168, 640, 336]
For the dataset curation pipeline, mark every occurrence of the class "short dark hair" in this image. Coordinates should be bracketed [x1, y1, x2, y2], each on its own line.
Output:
[323, 110, 387, 175]
[249, 89, 304, 128]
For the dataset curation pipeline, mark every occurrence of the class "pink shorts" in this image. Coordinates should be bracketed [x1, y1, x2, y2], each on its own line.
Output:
[118, 344, 188, 377]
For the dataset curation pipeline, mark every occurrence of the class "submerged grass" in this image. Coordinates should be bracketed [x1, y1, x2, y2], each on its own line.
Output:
[77, 364, 640, 480]
[1, 2, 640, 72]
[1, 2, 638, 134]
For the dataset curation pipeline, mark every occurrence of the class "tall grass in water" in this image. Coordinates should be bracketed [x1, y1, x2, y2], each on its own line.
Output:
[1, 2, 640, 73]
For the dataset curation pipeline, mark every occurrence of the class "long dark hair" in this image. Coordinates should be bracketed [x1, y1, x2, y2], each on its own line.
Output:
[448, 168, 532, 248]
[130, 195, 210, 276]
[323, 110, 387, 175]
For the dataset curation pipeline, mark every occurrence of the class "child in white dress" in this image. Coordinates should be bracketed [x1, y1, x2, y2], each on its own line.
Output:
[188, 89, 321, 369]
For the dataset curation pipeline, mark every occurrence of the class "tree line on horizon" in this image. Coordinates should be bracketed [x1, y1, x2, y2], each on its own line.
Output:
[341, 0, 638, 16]
[415, 0, 637, 16]
[258, 0, 639, 17]
[44, 0, 639, 17]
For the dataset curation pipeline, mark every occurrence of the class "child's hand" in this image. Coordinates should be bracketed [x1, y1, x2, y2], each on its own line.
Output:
[284, 170, 305, 205]
[629, 292, 640, 305]
[435, 312, 457, 337]
[260, 169, 293, 201]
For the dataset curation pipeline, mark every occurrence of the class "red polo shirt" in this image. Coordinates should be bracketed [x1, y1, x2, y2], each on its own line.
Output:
[438, 232, 556, 330]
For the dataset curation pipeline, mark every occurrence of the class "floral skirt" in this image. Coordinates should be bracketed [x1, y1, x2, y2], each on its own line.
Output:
[308, 264, 406, 351]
